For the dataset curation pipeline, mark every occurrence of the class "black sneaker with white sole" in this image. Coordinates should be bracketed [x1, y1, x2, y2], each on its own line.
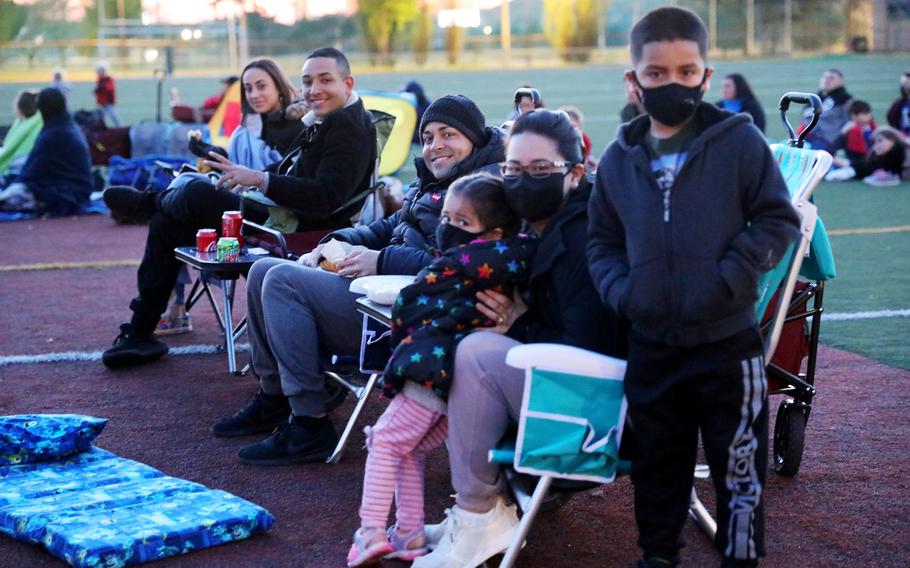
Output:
[102, 324, 169, 368]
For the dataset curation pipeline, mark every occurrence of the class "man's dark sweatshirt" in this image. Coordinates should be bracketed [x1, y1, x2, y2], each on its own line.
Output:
[587, 103, 800, 347]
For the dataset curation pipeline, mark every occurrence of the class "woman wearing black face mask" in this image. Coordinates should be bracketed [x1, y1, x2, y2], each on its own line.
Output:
[416, 110, 628, 565]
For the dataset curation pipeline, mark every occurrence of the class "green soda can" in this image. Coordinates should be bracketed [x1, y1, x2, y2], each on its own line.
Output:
[216, 237, 240, 262]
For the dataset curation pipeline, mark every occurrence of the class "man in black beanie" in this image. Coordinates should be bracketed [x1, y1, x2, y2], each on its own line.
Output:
[210, 94, 506, 466]
[0, 88, 93, 214]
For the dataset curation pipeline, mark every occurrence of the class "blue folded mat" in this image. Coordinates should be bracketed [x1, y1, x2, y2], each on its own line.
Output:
[0, 446, 274, 567]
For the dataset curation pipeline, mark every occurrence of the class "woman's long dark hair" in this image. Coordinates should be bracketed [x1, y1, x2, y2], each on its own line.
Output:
[508, 109, 583, 165]
[726, 73, 757, 102]
[239, 58, 298, 117]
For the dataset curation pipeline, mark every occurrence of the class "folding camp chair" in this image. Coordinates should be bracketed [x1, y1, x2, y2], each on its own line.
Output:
[759, 92, 836, 475]
[491, 344, 715, 568]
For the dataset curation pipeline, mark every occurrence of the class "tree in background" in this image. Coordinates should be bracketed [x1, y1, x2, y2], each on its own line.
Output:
[82, 0, 143, 39]
[0, 0, 27, 43]
[411, 1, 434, 65]
[543, 0, 610, 62]
[357, 0, 419, 65]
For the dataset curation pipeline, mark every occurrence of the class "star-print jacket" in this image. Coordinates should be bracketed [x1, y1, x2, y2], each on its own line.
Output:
[383, 236, 535, 400]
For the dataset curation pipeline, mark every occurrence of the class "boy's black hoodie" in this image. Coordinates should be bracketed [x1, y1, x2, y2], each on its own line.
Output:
[587, 103, 800, 347]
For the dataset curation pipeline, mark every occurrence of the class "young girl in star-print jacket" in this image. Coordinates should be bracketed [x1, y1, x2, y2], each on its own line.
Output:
[347, 173, 533, 566]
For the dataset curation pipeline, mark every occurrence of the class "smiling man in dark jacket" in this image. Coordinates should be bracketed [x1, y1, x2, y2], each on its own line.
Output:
[101, 47, 375, 368]
[210, 95, 506, 465]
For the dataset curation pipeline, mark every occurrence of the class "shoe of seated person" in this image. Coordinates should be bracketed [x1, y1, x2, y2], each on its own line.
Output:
[863, 169, 901, 187]
[211, 390, 291, 438]
[103, 185, 158, 223]
[237, 415, 338, 465]
[411, 498, 519, 568]
[155, 304, 193, 336]
[102, 324, 169, 369]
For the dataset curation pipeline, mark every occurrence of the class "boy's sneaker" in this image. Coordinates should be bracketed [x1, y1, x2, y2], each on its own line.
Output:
[346, 527, 394, 567]
[102, 324, 169, 368]
[638, 554, 680, 568]
[102, 185, 158, 223]
[155, 304, 193, 336]
[863, 169, 901, 187]
[236, 415, 338, 465]
[211, 390, 291, 438]
[411, 498, 519, 568]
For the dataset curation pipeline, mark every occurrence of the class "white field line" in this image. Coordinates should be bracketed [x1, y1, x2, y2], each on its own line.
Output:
[823, 309, 910, 322]
[3, 309, 909, 367]
[0, 343, 249, 367]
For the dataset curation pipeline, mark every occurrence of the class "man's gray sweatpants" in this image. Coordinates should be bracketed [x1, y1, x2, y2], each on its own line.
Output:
[448, 331, 525, 512]
[246, 257, 363, 416]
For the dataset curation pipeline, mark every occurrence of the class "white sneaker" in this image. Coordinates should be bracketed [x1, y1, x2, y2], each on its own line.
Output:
[412, 498, 519, 568]
[824, 166, 856, 182]
[423, 507, 454, 551]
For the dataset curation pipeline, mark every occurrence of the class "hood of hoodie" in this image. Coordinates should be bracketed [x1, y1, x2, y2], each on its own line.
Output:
[615, 101, 750, 158]
[820, 85, 852, 106]
[413, 126, 505, 187]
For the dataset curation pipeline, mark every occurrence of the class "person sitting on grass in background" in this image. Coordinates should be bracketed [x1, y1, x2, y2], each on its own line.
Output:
[716, 72, 765, 133]
[558, 105, 597, 169]
[886, 70, 910, 139]
[827, 127, 907, 186]
[209, 94, 505, 467]
[587, 7, 800, 568]
[100, 47, 375, 369]
[0, 88, 92, 216]
[154, 58, 305, 337]
[347, 173, 533, 567]
[0, 90, 42, 178]
[800, 68, 853, 152]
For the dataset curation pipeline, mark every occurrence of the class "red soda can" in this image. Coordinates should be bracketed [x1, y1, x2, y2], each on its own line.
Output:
[221, 210, 244, 247]
[196, 228, 218, 253]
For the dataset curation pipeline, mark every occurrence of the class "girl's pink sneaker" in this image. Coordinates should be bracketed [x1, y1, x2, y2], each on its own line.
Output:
[347, 528, 394, 567]
[383, 525, 429, 561]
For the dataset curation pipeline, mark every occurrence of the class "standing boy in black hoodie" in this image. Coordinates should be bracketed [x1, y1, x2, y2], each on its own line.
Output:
[587, 7, 800, 568]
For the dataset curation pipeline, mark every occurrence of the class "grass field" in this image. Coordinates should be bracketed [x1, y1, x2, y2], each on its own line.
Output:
[1, 53, 908, 369]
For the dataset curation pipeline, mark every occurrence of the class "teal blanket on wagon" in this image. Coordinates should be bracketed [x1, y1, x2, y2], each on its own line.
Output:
[0, 446, 273, 567]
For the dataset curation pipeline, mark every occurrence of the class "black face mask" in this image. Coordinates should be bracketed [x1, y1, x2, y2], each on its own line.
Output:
[632, 72, 707, 127]
[503, 172, 567, 223]
[435, 222, 484, 251]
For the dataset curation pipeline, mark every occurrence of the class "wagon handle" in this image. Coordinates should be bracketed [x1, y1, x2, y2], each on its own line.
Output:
[779, 92, 822, 148]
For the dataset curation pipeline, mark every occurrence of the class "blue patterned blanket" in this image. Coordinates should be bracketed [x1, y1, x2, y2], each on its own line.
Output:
[0, 446, 273, 567]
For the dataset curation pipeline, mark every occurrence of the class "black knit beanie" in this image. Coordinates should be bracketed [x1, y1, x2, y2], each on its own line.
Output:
[419, 94, 487, 148]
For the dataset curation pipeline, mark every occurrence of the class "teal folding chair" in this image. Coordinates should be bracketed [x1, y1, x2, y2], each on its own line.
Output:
[491, 344, 716, 568]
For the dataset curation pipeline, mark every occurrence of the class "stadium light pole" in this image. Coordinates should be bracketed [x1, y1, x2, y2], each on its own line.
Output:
[98, 0, 106, 61]
[708, 0, 717, 53]
[746, 0, 755, 55]
[783, 0, 793, 54]
[501, 0, 511, 66]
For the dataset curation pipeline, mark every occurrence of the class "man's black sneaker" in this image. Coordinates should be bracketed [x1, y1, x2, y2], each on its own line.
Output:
[102, 185, 158, 223]
[237, 416, 339, 465]
[102, 324, 169, 368]
[211, 391, 291, 438]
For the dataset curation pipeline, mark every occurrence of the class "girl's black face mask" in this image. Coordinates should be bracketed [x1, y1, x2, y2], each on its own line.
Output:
[632, 71, 708, 127]
[435, 221, 483, 251]
[503, 172, 567, 223]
